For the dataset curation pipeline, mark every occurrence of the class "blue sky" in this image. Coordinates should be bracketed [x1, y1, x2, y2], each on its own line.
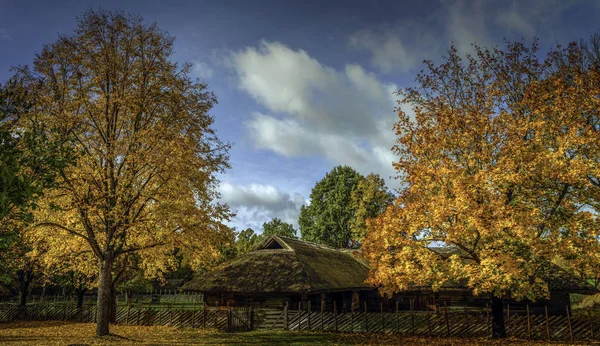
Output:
[1, 0, 599, 232]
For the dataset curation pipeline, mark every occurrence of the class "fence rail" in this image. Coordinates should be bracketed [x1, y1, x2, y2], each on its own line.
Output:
[0, 303, 250, 332]
[0, 302, 598, 342]
[252, 306, 598, 342]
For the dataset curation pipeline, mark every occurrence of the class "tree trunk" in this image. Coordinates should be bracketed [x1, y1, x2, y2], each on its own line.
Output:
[76, 286, 87, 309]
[491, 297, 506, 338]
[17, 267, 33, 306]
[110, 284, 117, 323]
[40, 285, 47, 302]
[96, 256, 113, 336]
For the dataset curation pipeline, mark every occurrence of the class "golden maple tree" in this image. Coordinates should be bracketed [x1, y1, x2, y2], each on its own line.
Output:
[17, 10, 234, 336]
[363, 39, 600, 338]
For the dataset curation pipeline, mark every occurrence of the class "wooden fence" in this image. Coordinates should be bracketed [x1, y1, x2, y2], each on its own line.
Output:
[0, 303, 252, 332]
[1, 302, 598, 342]
[254, 304, 599, 342]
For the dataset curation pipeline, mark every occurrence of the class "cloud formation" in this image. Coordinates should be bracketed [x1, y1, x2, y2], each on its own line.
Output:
[231, 41, 399, 181]
[348, 0, 590, 74]
[220, 182, 306, 231]
[192, 60, 214, 80]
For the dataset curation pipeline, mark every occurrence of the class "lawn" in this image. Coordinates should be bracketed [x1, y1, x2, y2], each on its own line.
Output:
[0, 321, 592, 345]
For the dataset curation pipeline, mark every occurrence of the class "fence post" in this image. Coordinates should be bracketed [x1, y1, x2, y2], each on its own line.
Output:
[351, 302, 354, 333]
[395, 301, 399, 334]
[364, 301, 369, 333]
[566, 304, 573, 342]
[334, 300, 338, 332]
[227, 308, 232, 333]
[381, 302, 385, 333]
[410, 300, 415, 336]
[284, 302, 288, 331]
[321, 299, 324, 332]
[464, 306, 469, 336]
[299, 302, 303, 332]
[526, 304, 531, 340]
[203, 306, 207, 329]
[126, 301, 131, 324]
[506, 304, 510, 336]
[169, 303, 173, 326]
[428, 308, 432, 336]
[589, 308, 595, 340]
[192, 301, 196, 328]
[250, 307, 254, 330]
[137, 301, 141, 326]
[444, 301, 450, 337]
[486, 303, 491, 338]
[180, 302, 184, 327]
[307, 300, 311, 331]
[544, 305, 550, 341]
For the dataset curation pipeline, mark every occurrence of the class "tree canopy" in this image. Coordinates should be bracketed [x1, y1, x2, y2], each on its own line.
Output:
[299, 166, 392, 248]
[349, 173, 395, 243]
[362, 38, 600, 338]
[0, 78, 71, 227]
[262, 218, 297, 238]
[233, 228, 261, 256]
[18, 10, 234, 336]
[0, 78, 73, 303]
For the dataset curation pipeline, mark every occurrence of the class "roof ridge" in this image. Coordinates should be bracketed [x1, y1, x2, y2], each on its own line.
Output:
[276, 235, 350, 252]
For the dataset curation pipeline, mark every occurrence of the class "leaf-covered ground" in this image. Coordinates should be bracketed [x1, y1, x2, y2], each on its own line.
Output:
[0, 321, 594, 345]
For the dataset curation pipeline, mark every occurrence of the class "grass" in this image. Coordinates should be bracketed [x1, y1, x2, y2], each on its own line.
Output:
[0, 321, 594, 345]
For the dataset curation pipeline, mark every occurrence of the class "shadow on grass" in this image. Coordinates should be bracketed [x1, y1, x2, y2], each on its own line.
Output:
[0, 320, 74, 330]
[196, 331, 355, 345]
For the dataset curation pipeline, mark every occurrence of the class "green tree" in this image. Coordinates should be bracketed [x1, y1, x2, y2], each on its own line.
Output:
[299, 166, 363, 248]
[0, 78, 72, 305]
[0, 78, 71, 228]
[262, 218, 297, 238]
[234, 228, 262, 255]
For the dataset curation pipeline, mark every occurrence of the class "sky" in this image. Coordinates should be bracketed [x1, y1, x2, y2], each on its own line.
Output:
[1, 0, 599, 232]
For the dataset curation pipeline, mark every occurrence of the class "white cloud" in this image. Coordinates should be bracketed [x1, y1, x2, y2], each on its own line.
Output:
[0, 29, 12, 41]
[345, 64, 392, 104]
[193, 60, 214, 80]
[495, 8, 536, 38]
[219, 182, 306, 230]
[232, 41, 337, 117]
[349, 27, 437, 73]
[231, 41, 399, 183]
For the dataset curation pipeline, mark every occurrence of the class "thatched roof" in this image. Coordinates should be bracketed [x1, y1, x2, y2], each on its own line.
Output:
[184, 238, 595, 296]
[183, 236, 372, 294]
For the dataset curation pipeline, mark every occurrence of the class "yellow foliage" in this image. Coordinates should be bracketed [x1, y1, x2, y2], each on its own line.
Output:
[363, 40, 600, 301]
[17, 11, 234, 292]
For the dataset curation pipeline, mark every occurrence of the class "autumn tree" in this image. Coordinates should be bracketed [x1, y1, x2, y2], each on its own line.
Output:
[20, 10, 233, 336]
[299, 166, 391, 248]
[262, 218, 297, 238]
[349, 173, 394, 244]
[363, 38, 600, 338]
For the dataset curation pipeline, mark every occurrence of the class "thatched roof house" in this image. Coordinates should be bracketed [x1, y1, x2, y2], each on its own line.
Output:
[184, 236, 595, 313]
[183, 236, 372, 309]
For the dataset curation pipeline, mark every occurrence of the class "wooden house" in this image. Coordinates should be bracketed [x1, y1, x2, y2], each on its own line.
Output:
[183, 235, 372, 311]
[183, 236, 595, 314]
